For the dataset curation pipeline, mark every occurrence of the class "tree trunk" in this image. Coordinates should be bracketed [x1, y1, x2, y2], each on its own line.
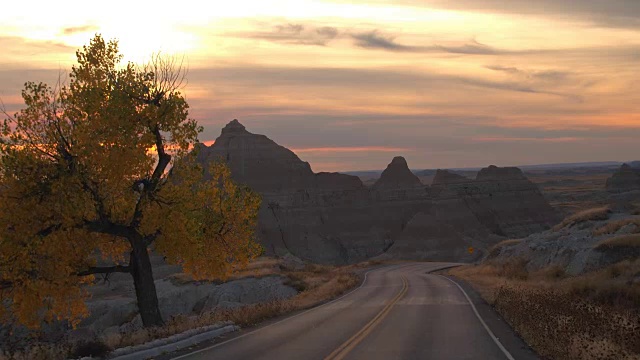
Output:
[130, 241, 164, 327]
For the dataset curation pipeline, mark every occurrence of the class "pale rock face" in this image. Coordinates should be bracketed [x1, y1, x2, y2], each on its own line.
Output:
[80, 274, 297, 333]
[195, 120, 560, 264]
[490, 212, 640, 275]
[606, 163, 640, 193]
[373, 156, 423, 190]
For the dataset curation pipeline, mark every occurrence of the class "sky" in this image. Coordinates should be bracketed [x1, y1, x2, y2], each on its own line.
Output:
[1, 0, 639, 172]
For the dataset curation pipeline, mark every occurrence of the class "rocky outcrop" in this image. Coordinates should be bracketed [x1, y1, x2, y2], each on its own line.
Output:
[373, 156, 422, 189]
[196, 120, 560, 264]
[476, 165, 527, 181]
[606, 163, 640, 193]
[489, 211, 640, 275]
[196, 119, 315, 192]
[431, 169, 472, 185]
[460, 165, 559, 238]
[314, 172, 364, 191]
[82, 274, 296, 334]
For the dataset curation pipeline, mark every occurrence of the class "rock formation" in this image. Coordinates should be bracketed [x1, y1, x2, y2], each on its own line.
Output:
[431, 169, 471, 185]
[606, 163, 640, 193]
[476, 165, 527, 181]
[489, 210, 640, 275]
[372, 156, 422, 189]
[196, 120, 561, 264]
[196, 119, 315, 192]
[462, 165, 558, 237]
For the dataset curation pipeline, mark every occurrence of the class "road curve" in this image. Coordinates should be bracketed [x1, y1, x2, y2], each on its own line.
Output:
[171, 263, 536, 360]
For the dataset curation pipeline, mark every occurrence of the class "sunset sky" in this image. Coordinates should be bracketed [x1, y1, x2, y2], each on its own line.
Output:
[2, 0, 639, 171]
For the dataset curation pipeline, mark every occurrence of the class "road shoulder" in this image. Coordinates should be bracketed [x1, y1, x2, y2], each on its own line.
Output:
[442, 274, 540, 360]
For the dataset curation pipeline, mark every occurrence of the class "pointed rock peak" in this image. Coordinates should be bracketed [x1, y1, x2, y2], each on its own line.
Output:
[390, 156, 408, 166]
[432, 169, 471, 185]
[476, 165, 526, 181]
[221, 119, 248, 135]
[373, 156, 422, 189]
[620, 163, 632, 171]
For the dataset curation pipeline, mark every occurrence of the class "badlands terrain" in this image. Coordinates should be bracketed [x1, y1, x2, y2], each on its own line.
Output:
[195, 120, 560, 264]
[2, 120, 639, 360]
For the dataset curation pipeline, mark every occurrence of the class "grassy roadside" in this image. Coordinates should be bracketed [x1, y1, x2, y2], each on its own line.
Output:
[447, 260, 640, 360]
[1, 258, 374, 360]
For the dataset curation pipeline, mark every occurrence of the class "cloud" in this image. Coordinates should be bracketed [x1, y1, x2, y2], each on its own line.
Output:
[436, 40, 500, 55]
[473, 136, 581, 143]
[351, 30, 408, 51]
[61, 25, 98, 36]
[187, 64, 577, 100]
[334, 0, 640, 29]
[485, 65, 571, 81]
[291, 146, 412, 153]
[0, 36, 74, 59]
[235, 23, 339, 46]
[350, 31, 500, 54]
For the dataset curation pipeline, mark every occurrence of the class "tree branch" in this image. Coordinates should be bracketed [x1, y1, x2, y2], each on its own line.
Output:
[77, 265, 131, 277]
[83, 220, 132, 239]
[150, 125, 171, 185]
[0, 280, 12, 291]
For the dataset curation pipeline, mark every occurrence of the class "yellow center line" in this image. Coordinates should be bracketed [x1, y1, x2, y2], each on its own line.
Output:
[324, 276, 409, 360]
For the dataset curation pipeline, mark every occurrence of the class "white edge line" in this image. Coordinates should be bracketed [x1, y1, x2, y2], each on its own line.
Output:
[171, 263, 413, 360]
[438, 275, 516, 360]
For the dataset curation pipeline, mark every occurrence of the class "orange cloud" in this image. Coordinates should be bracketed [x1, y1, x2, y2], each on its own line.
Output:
[473, 136, 581, 143]
[291, 146, 412, 153]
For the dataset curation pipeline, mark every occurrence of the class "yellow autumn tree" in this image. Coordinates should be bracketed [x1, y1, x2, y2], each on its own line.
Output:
[0, 35, 262, 328]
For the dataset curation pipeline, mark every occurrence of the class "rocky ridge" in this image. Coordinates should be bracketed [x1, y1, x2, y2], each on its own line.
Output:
[195, 120, 561, 264]
[489, 210, 640, 275]
[373, 156, 423, 189]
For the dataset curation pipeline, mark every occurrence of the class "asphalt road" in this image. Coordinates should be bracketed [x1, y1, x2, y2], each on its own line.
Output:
[172, 263, 537, 360]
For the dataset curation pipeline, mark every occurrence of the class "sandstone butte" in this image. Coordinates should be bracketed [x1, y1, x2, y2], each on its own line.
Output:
[606, 163, 640, 193]
[195, 120, 561, 264]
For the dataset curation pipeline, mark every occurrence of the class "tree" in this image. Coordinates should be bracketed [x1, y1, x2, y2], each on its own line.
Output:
[0, 35, 262, 328]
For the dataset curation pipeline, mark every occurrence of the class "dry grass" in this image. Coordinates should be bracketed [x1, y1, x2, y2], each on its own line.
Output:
[0, 345, 69, 360]
[594, 234, 640, 250]
[450, 260, 640, 360]
[487, 239, 522, 258]
[553, 206, 611, 231]
[167, 256, 283, 285]
[593, 218, 640, 236]
[103, 263, 359, 351]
